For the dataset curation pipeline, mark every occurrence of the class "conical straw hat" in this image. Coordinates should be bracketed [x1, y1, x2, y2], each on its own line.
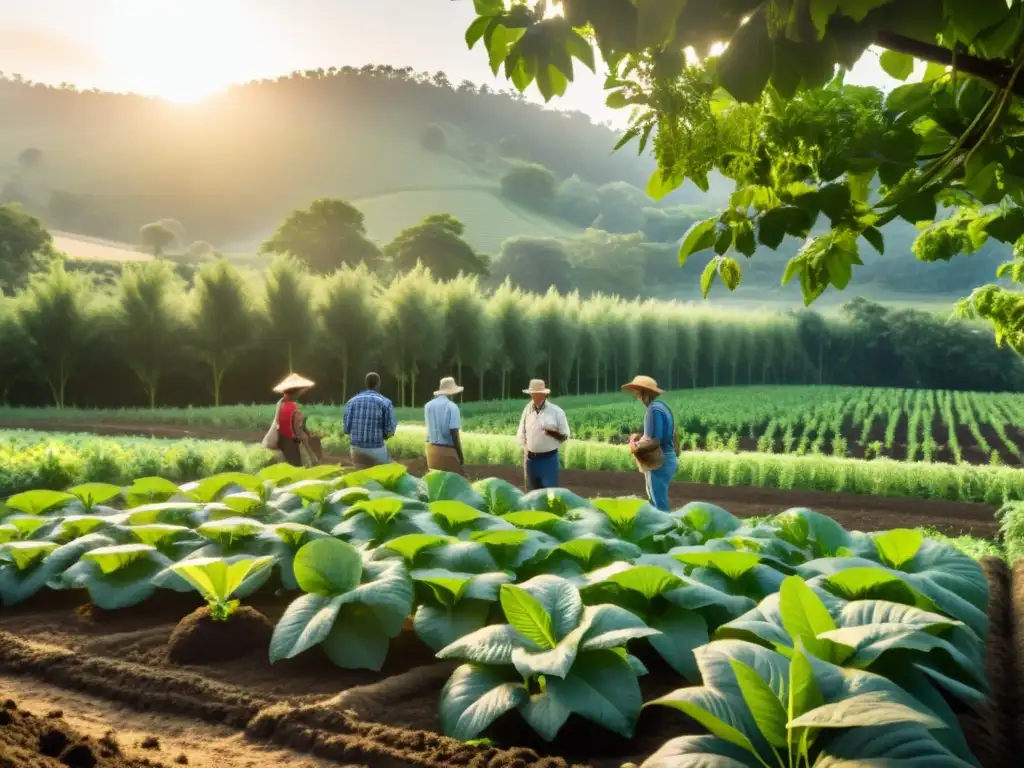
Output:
[273, 372, 315, 394]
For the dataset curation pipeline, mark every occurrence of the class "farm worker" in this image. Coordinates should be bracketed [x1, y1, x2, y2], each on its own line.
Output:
[343, 372, 397, 468]
[425, 376, 467, 475]
[265, 373, 320, 467]
[516, 379, 570, 490]
[623, 375, 679, 512]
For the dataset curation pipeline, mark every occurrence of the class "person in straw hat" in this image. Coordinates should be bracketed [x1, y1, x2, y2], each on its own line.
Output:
[622, 375, 679, 511]
[264, 373, 319, 467]
[343, 372, 397, 468]
[424, 376, 466, 475]
[516, 379, 570, 490]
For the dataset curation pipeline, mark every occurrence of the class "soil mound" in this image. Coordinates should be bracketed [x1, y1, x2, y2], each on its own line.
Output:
[167, 607, 272, 665]
[0, 698, 165, 768]
[958, 557, 1017, 767]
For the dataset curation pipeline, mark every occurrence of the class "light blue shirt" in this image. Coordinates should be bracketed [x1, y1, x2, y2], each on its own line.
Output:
[425, 395, 461, 446]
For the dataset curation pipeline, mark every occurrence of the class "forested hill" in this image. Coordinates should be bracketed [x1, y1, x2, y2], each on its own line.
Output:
[0, 66, 684, 247]
[0, 66, 1013, 301]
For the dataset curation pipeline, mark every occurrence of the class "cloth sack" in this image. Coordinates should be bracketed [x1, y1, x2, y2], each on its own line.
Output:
[632, 406, 681, 473]
[262, 400, 282, 450]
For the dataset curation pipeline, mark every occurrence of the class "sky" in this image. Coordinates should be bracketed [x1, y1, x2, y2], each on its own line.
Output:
[0, 0, 902, 124]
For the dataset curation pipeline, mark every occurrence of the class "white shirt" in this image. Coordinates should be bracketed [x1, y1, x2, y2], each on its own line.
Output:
[516, 401, 570, 454]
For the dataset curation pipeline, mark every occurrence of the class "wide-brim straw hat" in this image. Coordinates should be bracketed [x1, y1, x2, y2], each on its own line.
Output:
[621, 375, 664, 395]
[434, 376, 464, 396]
[523, 379, 551, 395]
[273, 372, 315, 394]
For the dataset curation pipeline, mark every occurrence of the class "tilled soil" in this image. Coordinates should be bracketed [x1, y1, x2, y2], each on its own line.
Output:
[0, 694, 166, 768]
[0, 420, 1000, 538]
[3, 559, 1023, 768]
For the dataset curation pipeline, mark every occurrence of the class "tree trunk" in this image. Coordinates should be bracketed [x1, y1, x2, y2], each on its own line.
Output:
[576, 361, 580, 395]
[479, 370, 485, 402]
[342, 360, 349, 403]
[410, 369, 417, 408]
[547, 356, 552, 390]
[213, 363, 223, 407]
[148, 382, 157, 409]
[287, 343, 294, 373]
[457, 358, 464, 403]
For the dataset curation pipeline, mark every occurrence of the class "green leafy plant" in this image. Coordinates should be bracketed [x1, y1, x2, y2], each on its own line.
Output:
[573, 497, 675, 547]
[333, 496, 431, 546]
[169, 555, 275, 620]
[3, 489, 75, 516]
[411, 567, 513, 650]
[580, 562, 755, 681]
[61, 543, 182, 609]
[436, 574, 658, 741]
[646, 637, 968, 767]
[473, 477, 523, 516]
[424, 470, 485, 509]
[517, 488, 593, 516]
[269, 538, 413, 671]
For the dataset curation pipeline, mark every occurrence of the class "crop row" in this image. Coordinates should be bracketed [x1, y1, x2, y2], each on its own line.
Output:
[0, 462, 994, 765]
[7, 424, 1024, 505]
[6, 385, 1024, 467]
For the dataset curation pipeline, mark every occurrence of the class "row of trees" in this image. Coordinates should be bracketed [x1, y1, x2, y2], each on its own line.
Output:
[1, 257, 1020, 411]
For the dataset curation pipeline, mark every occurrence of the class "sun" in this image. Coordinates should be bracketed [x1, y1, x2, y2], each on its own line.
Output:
[98, 0, 259, 105]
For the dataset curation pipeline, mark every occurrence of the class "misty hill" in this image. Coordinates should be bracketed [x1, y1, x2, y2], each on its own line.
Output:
[0, 66, 1012, 301]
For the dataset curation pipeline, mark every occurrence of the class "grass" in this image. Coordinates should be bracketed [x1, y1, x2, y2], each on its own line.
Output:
[352, 187, 582, 253]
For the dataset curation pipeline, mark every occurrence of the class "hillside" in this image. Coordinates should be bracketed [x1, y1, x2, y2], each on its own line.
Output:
[0, 67, 671, 255]
[0, 66, 1015, 301]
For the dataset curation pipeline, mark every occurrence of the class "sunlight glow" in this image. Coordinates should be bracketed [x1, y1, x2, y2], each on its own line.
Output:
[95, 0, 268, 104]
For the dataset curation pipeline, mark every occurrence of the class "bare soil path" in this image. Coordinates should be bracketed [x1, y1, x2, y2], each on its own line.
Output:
[1, 419, 999, 538]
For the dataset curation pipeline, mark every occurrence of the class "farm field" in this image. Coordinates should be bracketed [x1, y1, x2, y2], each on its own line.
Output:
[51, 231, 152, 263]
[1, 462, 1023, 768]
[6, 385, 1024, 466]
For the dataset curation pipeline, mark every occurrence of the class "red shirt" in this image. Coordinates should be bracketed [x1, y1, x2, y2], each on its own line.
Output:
[278, 400, 298, 439]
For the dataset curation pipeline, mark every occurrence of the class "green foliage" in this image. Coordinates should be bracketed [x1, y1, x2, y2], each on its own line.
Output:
[384, 214, 489, 280]
[170, 554, 275, 620]
[189, 259, 258, 406]
[17, 263, 96, 408]
[262, 256, 316, 374]
[138, 222, 177, 258]
[491, 237, 572, 295]
[460, 0, 1024, 352]
[110, 260, 188, 408]
[0, 203, 55, 294]
[499, 162, 557, 211]
[260, 198, 383, 274]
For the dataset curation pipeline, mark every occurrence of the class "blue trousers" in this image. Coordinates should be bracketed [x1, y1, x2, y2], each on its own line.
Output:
[645, 453, 678, 511]
[525, 452, 560, 490]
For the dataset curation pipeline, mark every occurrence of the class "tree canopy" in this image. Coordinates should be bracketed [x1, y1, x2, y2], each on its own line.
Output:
[384, 213, 490, 279]
[260, 198, 382, 274]
[0, 203, 56, 294]
[460, 0, 1024, 349]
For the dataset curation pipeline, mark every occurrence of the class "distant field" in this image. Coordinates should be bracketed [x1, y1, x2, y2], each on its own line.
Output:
[353, 186, 583, 253]
[52, 231, 152, 262]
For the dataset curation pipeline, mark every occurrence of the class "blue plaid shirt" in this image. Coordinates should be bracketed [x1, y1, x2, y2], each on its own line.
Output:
[343, 390, 397, 449]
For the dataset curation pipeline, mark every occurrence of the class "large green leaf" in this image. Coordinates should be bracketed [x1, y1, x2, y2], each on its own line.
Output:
[649, 607, 709, 681]
[45, 515, 110, 542]
[269, 593, 343, 661]
[123, 502, 207, 527]
[544, 649, 643, 739]
[293, 538, 363, 595]
[774, 508, 859, 558]
[125, 476, 183, 507]
[377, 533, 453, 563]
[63, 543, 173, 610]
[500, 583, 557, 649]
[321, 602, 395, 671]
[674, 502, 742, 540]
[414, 600, 493, 651]
[814, 722, 976, 765]
[67, 483, 123, 508]
[791, 690, 945, 729]
[873, 528, 924, 569]
[439, 664, 527, 741]
[730, 658, 788, 748]
[342, 463, 408, 490]
[190, 472, 263, 503]
[472, 477, 523, 516]
[517, 488, 593, 516]
[170, 555, 275, 603]
[640, 734, 753, 767]
[4, 490, 75, 516]
[427, 500, 491, 534]
[424, 471, 485, 508]
[0, 515, 52, 540]
[419, 540, 499, 573]
[674, 550, 761, 580]
[438, 622, 538, 665]
[0, 540, 59, 570]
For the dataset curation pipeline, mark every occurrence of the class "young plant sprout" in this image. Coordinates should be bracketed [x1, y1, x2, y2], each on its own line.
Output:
[169, 555, 275, 620]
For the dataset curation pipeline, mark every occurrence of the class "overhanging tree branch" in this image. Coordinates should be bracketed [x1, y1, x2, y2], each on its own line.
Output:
[875, 31, 1024, 98]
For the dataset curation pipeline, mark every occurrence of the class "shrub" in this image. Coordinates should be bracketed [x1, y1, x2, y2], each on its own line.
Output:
[500, 162, 557, 211]
[420, 124, 446, 152]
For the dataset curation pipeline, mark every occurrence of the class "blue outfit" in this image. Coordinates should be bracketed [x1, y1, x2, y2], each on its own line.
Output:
[343, 390, 397, 449]
[424, 395, 461, 446]
[525, 450, 560, 490]
[643, 400, 677, 511]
